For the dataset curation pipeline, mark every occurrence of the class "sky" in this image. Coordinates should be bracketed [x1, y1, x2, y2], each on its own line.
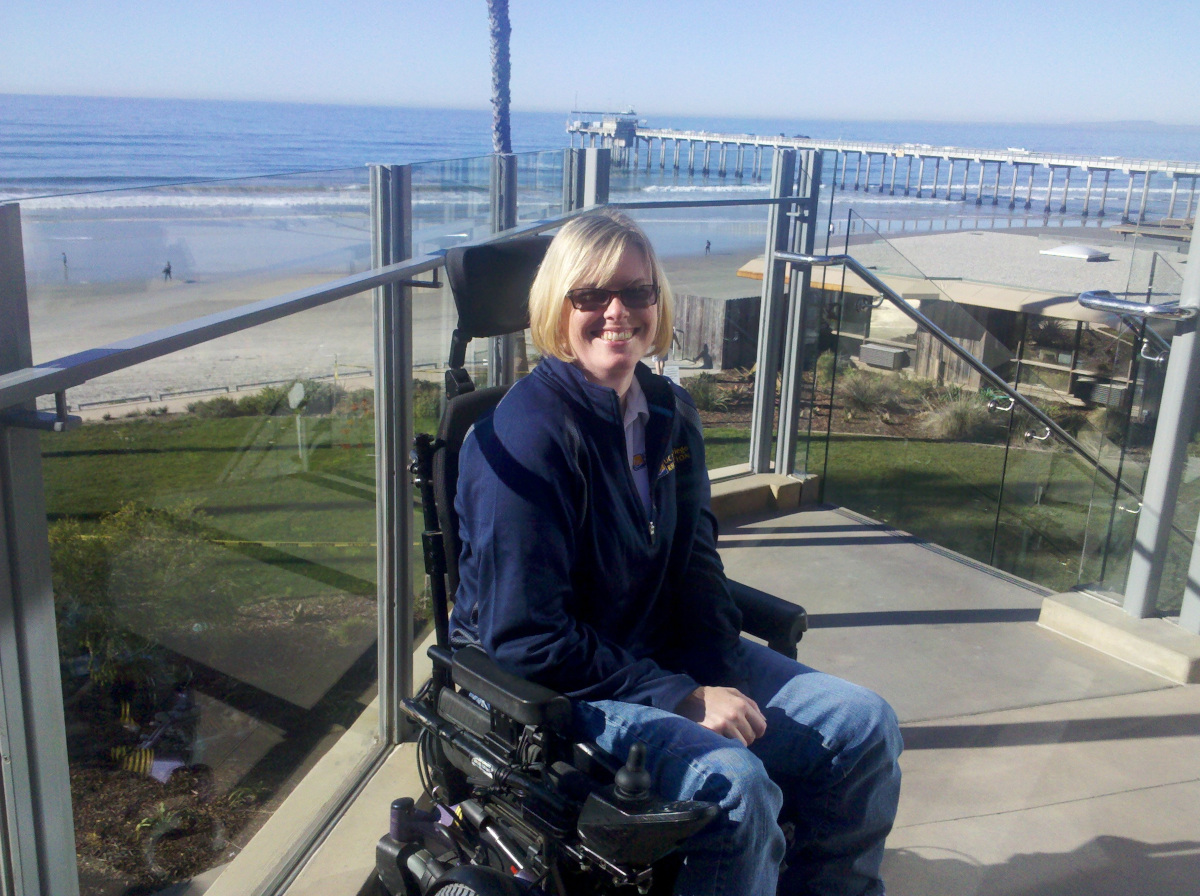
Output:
[2, 0, 1198, 125]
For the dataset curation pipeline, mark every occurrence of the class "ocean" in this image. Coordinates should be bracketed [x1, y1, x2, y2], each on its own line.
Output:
[6, 93, 1200, 285]
[6, 93, 1200, 197]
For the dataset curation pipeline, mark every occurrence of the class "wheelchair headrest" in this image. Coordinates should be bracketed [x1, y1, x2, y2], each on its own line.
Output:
[444, 235, 553, 338]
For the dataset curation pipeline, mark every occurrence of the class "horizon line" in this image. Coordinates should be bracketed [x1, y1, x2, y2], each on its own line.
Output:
[3, 91, 1198, 130]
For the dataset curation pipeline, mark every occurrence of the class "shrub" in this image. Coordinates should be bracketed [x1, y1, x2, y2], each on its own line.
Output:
[187, 395, 238, 417]
[686, 373, 730, 412]
[186, 380, 346, 418]
[922, 395, 994, 441]
[412, 379, 443, 419]
[839, 370, 906, 414]
[1036, 402, 1088, 438]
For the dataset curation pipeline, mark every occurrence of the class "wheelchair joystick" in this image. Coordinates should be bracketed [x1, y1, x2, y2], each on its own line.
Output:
[614, 743, 652, 806]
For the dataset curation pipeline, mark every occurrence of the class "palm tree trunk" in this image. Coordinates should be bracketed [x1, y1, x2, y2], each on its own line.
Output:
[487, 0, 512, 155]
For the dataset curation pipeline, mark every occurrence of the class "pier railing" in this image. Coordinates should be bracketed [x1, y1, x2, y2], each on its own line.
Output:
[569, 121, 1200, 225]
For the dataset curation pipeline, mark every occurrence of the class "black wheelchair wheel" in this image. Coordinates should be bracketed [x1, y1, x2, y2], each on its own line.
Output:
[426, 865, 535, 895]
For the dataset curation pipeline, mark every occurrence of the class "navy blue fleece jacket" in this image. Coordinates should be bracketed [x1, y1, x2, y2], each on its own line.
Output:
[448, 357, 743, 712]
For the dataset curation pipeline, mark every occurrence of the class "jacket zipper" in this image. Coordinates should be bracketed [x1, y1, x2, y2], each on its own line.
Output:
[614, 392, 659, 545]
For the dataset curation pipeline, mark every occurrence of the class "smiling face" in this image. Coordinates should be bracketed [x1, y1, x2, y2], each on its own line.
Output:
[565, 245, 658, 398]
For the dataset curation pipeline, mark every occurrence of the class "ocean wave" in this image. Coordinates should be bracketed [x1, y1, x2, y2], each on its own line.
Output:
[19, 190, 372, 212]
[635, 183, 772, 195]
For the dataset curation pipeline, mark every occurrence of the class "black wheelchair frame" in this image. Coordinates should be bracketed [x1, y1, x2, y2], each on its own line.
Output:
[374, 235, 808, 896]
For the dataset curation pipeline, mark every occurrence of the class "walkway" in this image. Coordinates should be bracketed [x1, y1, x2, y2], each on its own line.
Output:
[718, 505, 1199, 896]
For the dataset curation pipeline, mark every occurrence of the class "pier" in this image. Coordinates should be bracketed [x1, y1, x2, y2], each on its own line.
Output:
[567, 113, 1200, 224]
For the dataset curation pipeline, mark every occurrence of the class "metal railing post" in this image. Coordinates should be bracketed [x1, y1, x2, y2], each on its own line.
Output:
[490, 154, 519, 386]
[584, 147, 611, 208]
[0, 202, 79, 896]
[776, 150, 823, 475]
[1125, 232, 1200, 625]
[749, 149, 797, 472]
[371, 165, 415, 741]
[562, 148, 586, 213]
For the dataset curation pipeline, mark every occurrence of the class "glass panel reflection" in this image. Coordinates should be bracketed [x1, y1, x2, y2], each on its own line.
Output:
[44, 297, 378, 895]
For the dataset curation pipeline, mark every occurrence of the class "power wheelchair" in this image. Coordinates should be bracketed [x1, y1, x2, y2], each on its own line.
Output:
[375, 234, 809, 896]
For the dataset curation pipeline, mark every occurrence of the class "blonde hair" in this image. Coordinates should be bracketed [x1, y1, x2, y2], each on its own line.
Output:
[528, 210, 674, 361]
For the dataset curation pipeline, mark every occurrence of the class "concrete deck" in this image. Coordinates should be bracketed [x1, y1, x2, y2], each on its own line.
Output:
[720, 505, 1200, 896]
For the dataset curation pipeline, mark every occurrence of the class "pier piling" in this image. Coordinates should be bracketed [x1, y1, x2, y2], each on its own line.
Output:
[1136, 171, 1153, 224]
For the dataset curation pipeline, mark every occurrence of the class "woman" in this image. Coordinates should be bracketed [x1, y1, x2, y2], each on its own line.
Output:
[449, 210, 901, 896]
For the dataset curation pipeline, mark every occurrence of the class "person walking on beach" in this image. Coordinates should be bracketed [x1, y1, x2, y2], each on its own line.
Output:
[163, 261, 172, 281]
[704, 239, 711, 255]
[62, 253, 69, 282]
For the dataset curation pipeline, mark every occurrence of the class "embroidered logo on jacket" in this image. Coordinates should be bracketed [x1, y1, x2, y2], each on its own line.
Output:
[657, 445, 690, 479]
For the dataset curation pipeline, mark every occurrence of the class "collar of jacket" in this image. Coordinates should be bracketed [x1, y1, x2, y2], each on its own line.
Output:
[534, 357, 675, 426]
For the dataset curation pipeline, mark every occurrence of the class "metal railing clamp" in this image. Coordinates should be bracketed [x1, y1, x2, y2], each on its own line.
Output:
[1078, 290, 1197, 321]
[987, 396, 1015, 413]
[0, 391, 80, 432]
[1024, 426, 1052, 442]
[396, 270, 441, 289]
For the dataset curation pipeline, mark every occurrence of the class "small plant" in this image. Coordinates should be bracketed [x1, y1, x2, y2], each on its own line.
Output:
[814, 351, 849, 391]
[136, 802, 183, 839]
[685, 373, 730, 412]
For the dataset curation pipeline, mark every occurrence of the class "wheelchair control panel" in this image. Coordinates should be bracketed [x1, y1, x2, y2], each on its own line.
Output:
[375, 646, 717, 896]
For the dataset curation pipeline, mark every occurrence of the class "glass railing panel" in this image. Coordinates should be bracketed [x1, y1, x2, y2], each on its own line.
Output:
[21, 168, 371, 366]
[410, 155, 493, 256]
[816, 308, 1010, 561]
[991, 360, 1121, 591]
[43, 296, 379, 896]
[620, 206, 764, 469]
[516, 149, 565, 224]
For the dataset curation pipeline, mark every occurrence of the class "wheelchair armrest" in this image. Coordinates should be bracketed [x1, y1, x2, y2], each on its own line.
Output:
[451, 645, 573, 735]
[729, 579, 807, 660]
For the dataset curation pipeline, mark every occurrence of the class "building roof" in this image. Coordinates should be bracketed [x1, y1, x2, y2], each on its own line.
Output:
[735, 230, 1185, 324]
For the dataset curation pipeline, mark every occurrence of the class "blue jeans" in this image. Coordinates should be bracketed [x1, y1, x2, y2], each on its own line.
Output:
[572, 640, 902, 896]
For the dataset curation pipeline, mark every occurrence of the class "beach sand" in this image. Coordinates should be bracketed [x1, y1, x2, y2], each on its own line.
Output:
[23, 224, 1182, 418]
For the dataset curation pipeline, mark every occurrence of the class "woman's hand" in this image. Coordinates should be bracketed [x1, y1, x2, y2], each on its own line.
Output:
[677, 686, 767, 746]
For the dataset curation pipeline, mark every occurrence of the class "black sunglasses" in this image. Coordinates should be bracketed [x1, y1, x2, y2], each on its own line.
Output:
[565, 283, 660, 312]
